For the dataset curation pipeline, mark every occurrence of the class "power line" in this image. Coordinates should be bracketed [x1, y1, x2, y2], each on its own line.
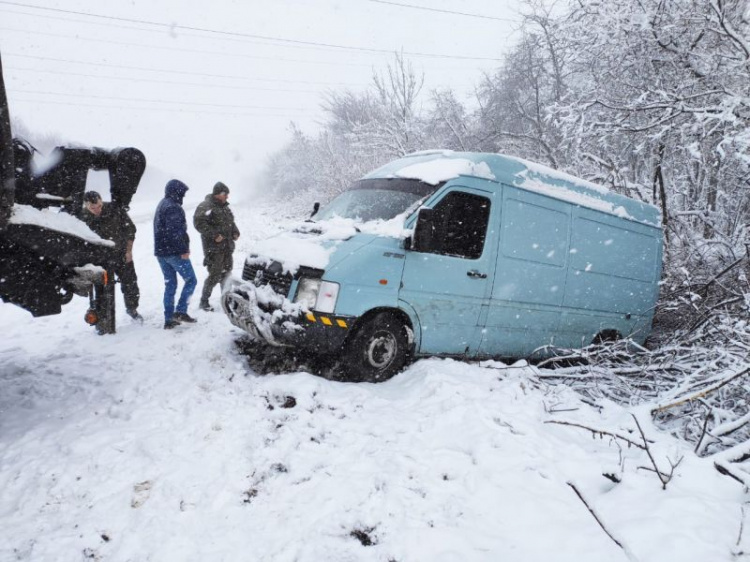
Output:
[0, 24, 388, 70]
[0, 0, 504, 62]
[364, 0, 519, 23]
[6, 65, 330, 95]
[9, 96, 313, 119]
[0, 6, 383, 59]
[4, 52, 362, 87]
[11, 88, 312, 112]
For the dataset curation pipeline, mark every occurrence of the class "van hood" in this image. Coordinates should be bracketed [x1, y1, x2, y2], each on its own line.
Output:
[247, 215, 411, 275]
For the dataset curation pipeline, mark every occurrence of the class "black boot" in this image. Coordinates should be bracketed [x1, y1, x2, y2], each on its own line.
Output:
[127, 309, 144, 323]
[173, 312, 197, 324]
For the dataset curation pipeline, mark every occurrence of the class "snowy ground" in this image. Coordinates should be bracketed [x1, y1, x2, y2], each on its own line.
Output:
[0, 189, 747, 562]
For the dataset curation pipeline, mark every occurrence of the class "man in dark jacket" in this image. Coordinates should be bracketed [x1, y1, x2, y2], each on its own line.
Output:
[154, 179, 198, 329]
[193, 181, 240, 311]
[82, 190, 142, 322]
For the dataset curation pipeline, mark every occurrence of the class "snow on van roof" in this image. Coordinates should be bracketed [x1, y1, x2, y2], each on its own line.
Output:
[517, 172, 634, 220]
[368, 151, 661, 227]
[505, 155, 610, 195]
[9, 204, 115, 246]
[502, 155, 660, 226]
[406, 149, 456, 157]
[393, 157, 496, 185]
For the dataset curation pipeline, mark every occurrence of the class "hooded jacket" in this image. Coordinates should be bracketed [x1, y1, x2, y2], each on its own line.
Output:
[154, 179, 190, 257]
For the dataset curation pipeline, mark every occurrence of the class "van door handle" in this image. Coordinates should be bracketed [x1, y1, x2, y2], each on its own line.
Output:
[467, 270, 487, 279]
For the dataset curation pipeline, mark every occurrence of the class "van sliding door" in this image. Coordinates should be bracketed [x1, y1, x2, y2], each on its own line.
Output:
[479, 187, 570, 357]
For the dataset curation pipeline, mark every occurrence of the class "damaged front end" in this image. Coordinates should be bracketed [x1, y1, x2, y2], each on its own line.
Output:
[222, 276, 304, 346]
[222, 258, 354, 355]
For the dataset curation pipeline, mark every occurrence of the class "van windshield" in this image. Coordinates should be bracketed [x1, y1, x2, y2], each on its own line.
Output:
[315, 178, 440, 222]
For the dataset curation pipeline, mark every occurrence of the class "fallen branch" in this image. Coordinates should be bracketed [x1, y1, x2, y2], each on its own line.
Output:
[715, 460, 750, 488]
[567, 482, 638, 561]
[632, 414, 682, 490]
[738, 505, 746, 550]
[651, 366, 750, 414]
[699, 254, 746, 298]
[694, 409, 713, 454]
[713, 412, 750, 438]
[545, 420, 649, 450]
[567, 482, 623, 548]
[713, 440, 750, 465]
[687, 296, 745, 335]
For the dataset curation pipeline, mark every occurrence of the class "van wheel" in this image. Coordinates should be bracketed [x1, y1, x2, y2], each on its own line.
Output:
[342, 313, 409, 382]
[593, 330, 621, 344]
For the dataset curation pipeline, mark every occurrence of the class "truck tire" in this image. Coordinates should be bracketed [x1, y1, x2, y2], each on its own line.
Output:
[342, 313, 409, 382]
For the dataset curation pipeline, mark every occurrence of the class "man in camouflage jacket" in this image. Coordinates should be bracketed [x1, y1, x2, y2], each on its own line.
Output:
[193, 181, 240, 311]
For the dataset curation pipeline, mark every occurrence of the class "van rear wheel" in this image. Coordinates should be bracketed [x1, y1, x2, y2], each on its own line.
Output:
[593, 330, 621, 344]
[342, 313, 408, 382]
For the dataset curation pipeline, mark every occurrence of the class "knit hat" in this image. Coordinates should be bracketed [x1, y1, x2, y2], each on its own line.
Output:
[213, 181, 230, 196]
[83, 190, 102, 203]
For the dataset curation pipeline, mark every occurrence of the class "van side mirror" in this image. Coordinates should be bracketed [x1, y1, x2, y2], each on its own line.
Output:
[310, 201, 320, 218]
[412, 207, 435, 253]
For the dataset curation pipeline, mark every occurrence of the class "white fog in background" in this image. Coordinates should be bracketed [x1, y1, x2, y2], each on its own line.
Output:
[0, 0, 521, 205]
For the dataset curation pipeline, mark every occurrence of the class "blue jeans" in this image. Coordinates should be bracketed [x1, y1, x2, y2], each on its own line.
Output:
[157, 256, 197, 322]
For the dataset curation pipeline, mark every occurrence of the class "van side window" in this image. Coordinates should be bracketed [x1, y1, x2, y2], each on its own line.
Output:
[430, 191, 491, 259]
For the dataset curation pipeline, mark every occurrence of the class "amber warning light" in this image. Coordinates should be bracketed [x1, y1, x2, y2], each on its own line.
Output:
[84, 309, 98, 325]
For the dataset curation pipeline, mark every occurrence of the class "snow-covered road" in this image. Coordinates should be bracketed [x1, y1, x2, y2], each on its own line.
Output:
[0, 193, 744, 561]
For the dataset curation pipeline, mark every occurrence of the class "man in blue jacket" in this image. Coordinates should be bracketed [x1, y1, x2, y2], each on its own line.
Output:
[154, 179, 198, 329]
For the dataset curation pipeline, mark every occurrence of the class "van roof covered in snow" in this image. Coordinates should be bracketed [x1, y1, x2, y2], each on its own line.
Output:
[364, 151, 662, 227]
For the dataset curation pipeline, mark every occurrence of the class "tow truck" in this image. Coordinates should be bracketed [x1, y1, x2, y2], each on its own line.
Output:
[0, 49, 146, 333]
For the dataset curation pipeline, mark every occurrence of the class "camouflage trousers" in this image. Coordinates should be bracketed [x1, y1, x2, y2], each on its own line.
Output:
[201, 250, 233, 304]
[116, 258, 140, 312]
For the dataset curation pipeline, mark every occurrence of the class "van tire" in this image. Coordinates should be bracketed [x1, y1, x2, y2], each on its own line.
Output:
[593, 330, 621, 344]
[342, 313, 409, 382]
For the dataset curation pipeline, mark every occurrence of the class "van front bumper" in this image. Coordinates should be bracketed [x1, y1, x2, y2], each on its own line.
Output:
[221, 278, 354, 354]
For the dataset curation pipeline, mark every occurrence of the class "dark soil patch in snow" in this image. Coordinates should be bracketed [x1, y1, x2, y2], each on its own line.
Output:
[350, 526, 377, 546]
[234, 337, 341, 379]
[280, 395, 296, 408]
[242, 488, 258, 504]
[263, 394, 297, 410]
[270, 463, 288, 474]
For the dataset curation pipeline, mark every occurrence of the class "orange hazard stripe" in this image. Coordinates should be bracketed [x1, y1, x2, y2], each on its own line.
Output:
[304, 313, 348, 329]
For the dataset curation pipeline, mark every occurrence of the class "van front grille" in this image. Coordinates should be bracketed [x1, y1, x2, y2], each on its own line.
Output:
[242, 261, 293, 297]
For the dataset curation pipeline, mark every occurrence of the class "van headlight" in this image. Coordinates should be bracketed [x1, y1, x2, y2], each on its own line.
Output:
[294, 278, 339, 313]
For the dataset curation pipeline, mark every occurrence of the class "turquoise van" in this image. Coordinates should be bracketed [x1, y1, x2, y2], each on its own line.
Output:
[223, 151, 663, 381]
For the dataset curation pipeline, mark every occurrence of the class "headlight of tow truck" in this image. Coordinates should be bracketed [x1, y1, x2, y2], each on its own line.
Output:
[294, 278, 339, 313]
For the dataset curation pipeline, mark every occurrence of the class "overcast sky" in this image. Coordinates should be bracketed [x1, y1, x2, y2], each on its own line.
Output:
[0, 0, 523, 196]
